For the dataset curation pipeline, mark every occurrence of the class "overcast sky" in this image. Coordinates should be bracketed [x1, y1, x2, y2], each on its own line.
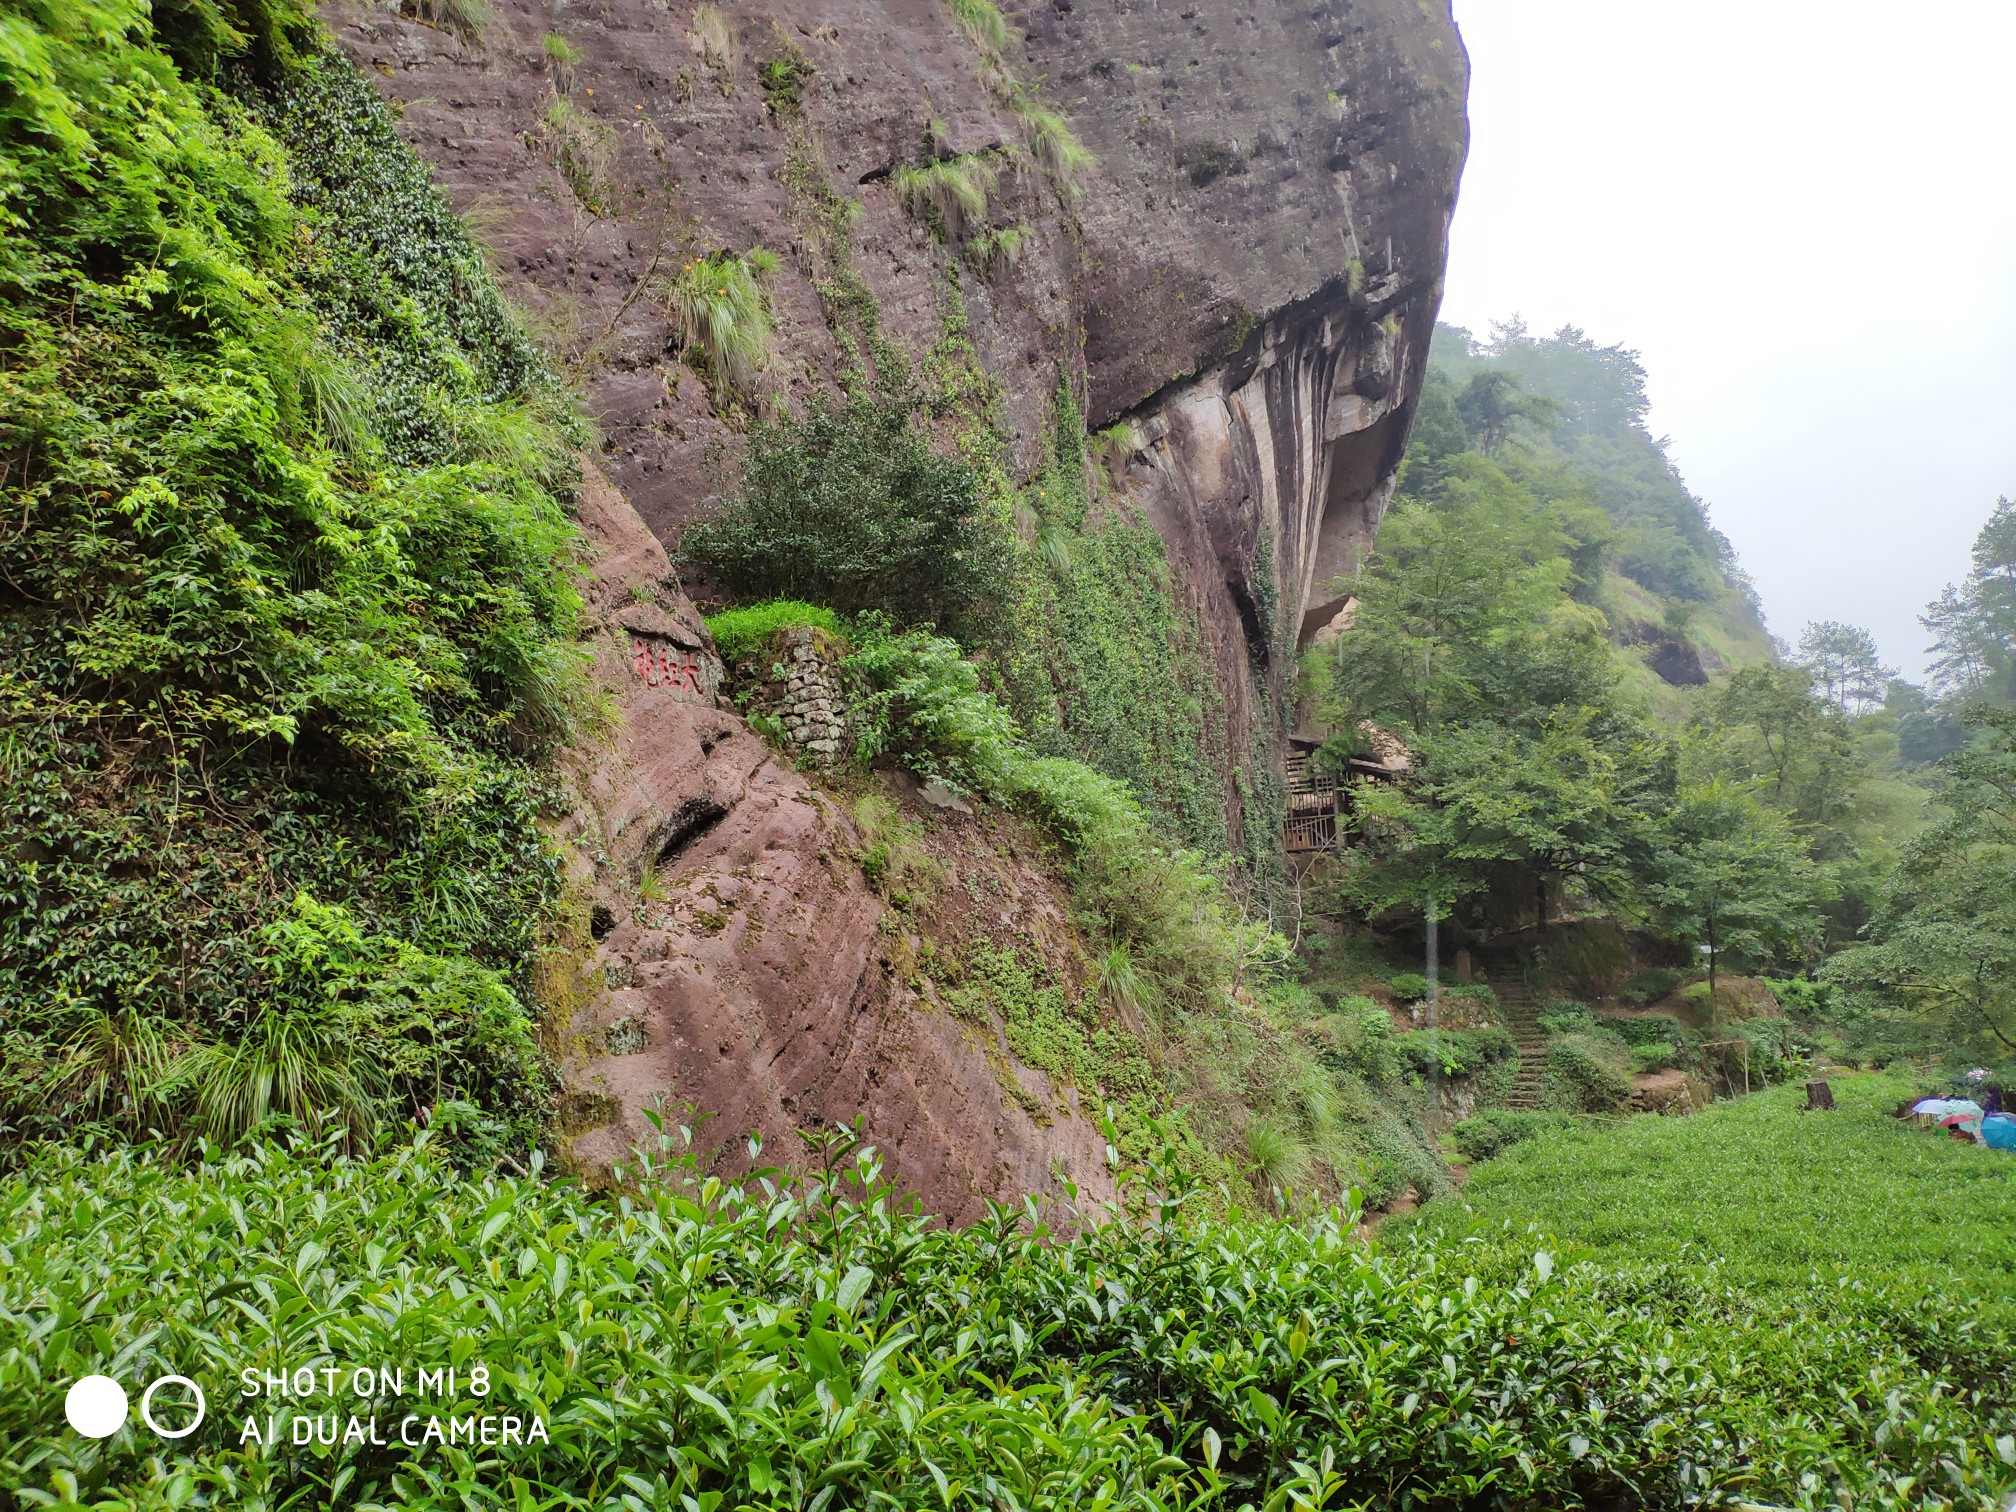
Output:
[1438, 0, 2016, 676]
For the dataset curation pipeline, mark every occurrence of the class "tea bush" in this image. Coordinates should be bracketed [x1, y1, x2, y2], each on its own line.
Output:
[1543, 1032, 1635, 1113]
[4, 1122, 2012, 1509]
[1446, 1108, 1573, 1162]
[1596, 1012, 1688, 1047]
[1390, 1026, 1516, 1082]
[1535, 1000, 1596, 1036]
[1629, 1041, 1679, 1075]
[1406, 1074, 2016, 1332]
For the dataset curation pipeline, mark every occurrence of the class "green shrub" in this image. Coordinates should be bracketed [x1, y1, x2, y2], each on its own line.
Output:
[1763, 975, 1834, 1017]
[1715, 1016, 1812, 1088]
[828, 619, 1251, 1020]
[681, 382, 1010, 637]
[703, 599, 844, 663]
[846, 623, 1020, 795]
[1175, 138, 1244, 188]
[1536, 1000, 1597, 1036]
[1388, 971, 1430, 1002]
[1621, 965, 1686, 1004]
[657, 247, 781, 397]
[8, 1117, 2011, 1510]
[1441, 981, 1499, 1012]
[1391, 1026, 1516, 1082]
[1630, 1041, 1679, 1075]
[1305, 996, 1398, 1085]
[1447, 1108, 1572, 1162]
[1596, 1011, 1688, 1047]
[758, 48, 813, 111]
[1544, 1032, 1634, 1113]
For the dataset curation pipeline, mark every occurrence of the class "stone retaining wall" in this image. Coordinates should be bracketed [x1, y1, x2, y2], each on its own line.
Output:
[739, 624, 849, 764]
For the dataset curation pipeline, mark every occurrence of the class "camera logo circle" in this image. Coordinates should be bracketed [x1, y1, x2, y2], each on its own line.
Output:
[141, 1375, 206, 1438]
[64, 1376, 127, 1438]
[64, 1375, 205, 1439]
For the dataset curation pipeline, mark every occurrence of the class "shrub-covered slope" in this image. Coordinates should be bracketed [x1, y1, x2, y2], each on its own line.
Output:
[0, 0, 582, 1152]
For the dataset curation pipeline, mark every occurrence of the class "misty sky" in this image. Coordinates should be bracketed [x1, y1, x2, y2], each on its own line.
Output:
[1438, 0, 2016, 676]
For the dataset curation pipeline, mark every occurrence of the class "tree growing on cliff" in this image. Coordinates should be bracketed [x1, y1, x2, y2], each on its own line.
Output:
[1453, 370, 1561, 457]
[682, 380, 1010, 636]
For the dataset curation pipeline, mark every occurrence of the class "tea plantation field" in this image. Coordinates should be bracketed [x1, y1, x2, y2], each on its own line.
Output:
[4, 1100, 2014, 1510]
[1397, 1073, 2016, 1327]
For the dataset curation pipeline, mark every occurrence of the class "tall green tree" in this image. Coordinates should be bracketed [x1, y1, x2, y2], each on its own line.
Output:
[1797, 620, 1895, 716]
[1645, 780, 1827, 998]
[1452, 370, 1561, 457]
[1827, 707, 2016, 1056]
[1922, 497, 2016, 706]
[1343, 711, 1669, 931]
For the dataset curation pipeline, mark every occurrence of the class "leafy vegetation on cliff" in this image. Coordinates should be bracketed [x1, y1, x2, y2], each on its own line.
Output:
[0, 0, 581, 1154]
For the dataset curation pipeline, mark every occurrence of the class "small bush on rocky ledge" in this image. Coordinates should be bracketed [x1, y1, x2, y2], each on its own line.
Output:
[682, 380, 1011, 635]
[703, 599, 843, 662]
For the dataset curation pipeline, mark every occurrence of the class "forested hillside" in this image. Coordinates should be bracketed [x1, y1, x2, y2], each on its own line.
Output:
[1302, 315, 2012, 1092]
[1415, 320, 1773, 690]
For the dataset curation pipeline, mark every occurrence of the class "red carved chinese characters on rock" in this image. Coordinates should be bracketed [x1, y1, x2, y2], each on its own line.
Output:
[631, 637, 703, 693]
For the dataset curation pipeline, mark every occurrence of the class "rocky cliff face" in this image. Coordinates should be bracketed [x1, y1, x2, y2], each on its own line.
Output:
[322, 0, 1465, 1212]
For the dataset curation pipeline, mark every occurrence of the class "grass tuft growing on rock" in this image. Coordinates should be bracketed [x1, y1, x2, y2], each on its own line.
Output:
[893, 153, 999, 240]
[656, 247, 782, 398]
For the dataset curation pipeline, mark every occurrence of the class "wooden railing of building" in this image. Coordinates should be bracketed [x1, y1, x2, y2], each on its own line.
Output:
[1284, 748, 1341, 853]
[1284, 742, 1407, 853]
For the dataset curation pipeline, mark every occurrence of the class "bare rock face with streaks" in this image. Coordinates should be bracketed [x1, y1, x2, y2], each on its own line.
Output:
[319, 0, 1466, 1210]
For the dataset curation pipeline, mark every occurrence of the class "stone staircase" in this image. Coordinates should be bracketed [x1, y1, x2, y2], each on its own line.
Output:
[1475, 947, 1548, 1110]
